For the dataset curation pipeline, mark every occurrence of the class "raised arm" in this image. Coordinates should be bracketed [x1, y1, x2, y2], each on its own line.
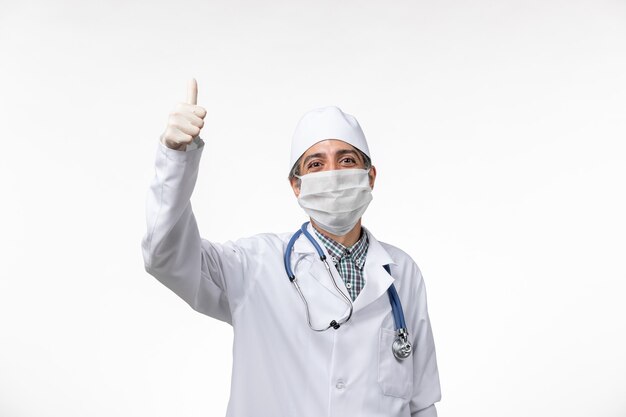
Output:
[141, 79, 247, 324]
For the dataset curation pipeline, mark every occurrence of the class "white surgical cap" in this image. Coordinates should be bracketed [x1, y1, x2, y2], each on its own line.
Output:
[289, 106, 370, 172]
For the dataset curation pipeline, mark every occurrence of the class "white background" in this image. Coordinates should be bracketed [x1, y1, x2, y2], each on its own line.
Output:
[1, 0, 625, 416]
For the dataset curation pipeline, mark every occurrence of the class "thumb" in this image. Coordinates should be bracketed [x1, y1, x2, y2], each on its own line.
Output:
[187, 78, 198, 105]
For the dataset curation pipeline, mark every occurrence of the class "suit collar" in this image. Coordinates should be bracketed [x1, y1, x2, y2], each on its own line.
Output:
[352, 226, 396, 313]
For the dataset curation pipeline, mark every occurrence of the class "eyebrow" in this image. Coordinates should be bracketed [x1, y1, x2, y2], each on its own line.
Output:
[301, 149, 362, 168]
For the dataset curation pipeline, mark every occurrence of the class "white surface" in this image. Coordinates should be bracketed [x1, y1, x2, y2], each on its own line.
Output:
[1, 0, 625, 416]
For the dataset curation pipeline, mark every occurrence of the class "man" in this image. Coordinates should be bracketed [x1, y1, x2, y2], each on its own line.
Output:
[142, 79, 441, 417]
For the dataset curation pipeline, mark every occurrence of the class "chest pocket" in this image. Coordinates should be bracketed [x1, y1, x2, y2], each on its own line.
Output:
[377, 327, 413, 399]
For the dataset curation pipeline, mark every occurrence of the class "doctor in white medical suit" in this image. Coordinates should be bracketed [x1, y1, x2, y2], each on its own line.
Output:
[142, 79, 441, 417]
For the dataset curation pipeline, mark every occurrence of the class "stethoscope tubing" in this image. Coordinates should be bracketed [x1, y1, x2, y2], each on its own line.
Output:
[284, 222, 412, 358]
[384, 265, 407, 330]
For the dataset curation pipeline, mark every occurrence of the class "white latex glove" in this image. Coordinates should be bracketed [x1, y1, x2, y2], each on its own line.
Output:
[160, 78, 207, 151]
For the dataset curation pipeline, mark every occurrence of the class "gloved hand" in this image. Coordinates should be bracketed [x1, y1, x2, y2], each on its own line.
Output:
[160, 78, 207, 151]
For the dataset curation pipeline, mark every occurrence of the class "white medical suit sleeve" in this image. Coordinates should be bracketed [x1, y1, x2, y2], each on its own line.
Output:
[409, 263, 442, 417]
[141, 137, 248, 324]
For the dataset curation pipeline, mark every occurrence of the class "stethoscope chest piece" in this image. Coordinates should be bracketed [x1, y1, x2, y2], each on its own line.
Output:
[392, 329, 412, 360]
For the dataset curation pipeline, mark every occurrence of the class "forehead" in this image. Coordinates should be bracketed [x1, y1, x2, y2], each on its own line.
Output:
[301, 139, 359, 157]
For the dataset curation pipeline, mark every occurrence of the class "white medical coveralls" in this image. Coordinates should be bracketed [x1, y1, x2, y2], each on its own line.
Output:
[141, 138, 441, 417]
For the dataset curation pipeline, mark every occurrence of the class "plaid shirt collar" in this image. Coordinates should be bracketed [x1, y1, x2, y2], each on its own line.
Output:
[313, 227, 369, 269]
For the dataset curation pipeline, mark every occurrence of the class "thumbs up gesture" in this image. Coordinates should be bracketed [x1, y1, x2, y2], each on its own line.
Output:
[160, 78, 207, 150]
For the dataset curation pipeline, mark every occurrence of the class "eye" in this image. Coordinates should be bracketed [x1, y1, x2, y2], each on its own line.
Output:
[307, 161, 322, 169]
[340, 157, 357, 164]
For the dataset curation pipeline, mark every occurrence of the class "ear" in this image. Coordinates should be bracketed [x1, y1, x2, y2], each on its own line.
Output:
[368, 165, 377, 190]
[289, 177, 301, 197]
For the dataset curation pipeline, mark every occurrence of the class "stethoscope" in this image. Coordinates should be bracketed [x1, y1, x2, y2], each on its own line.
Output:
[283, 221, 412, 360]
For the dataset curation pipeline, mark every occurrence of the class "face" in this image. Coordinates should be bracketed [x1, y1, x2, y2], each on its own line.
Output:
[290, 139, 377, 197]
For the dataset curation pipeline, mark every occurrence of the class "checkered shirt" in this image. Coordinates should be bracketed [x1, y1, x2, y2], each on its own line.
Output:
[313, 228, 369, 301]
